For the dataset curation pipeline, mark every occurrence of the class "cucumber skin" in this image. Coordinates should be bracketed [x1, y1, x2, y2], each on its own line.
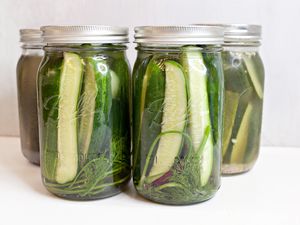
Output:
[242, 53, 265, 99]
[223, 88, 253, 164]
[222, 91, 240, 157]
[109, 57, 131, 178]
[203, 52, 224, 145]
[78, 57, 111, 166]
[78, 58, 97, 166]
[243, 96, 263, 164]
[181, 47, 216, 186]
[230, 103, 253, 163]
[203, 52, 224, 186]
[38, 54, 63, 182]
[79, 54, 131, 170]
[147, 60, 187, 180]
[83, 58, 112, 163]
[137, 58, 166, 181]
[132, 55, 153, 183]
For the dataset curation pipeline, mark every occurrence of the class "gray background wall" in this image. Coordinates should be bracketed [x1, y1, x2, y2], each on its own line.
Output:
[0, 0, 299, 147]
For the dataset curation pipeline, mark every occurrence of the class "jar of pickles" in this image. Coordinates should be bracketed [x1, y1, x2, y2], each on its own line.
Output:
[132, 26, 224, 205]
[37, 26, 131, 200]
[17, 29, 43, 165]
[221, 25, 264, 174]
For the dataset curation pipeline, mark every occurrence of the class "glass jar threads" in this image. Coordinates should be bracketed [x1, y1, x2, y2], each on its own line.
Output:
[37, 25, 131, 200]
[221, 24, 264, 174]
[16, 29, 43, 165]
[132, 26, 224, 205]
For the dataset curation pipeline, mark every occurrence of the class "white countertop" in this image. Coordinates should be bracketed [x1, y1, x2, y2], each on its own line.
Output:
[0, 136, 299, 225]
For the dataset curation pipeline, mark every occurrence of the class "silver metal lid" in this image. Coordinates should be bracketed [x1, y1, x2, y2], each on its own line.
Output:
[193, 24, 262, 46]
[41, 25, 129, 44]
[19, 29, 43, 45]
[134, 26, 224, 45]
[223, 24, 262, 45]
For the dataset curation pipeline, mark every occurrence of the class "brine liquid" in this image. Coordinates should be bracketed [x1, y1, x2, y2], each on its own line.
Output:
[132, 48, 223, 205]
[38, 48, 131, 200]
[17, 54, 42, 164]
[221, 51, 264, 174]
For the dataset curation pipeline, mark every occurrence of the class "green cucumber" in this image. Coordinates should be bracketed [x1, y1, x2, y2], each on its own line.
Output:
[109, 57, 131, 177]
[203, 52, 223, 143]
[222, 53, 252, 93]
[147, 61, 187, 180]
[242, 53, 264, 99]
[132, 56, 153, 181]
[222, 51, 254, 164]
[78, 58, 112, 165]
[181, 46, 214, 186]
[141, 59, 165, 174]
[38, 53, 63, 182]
[222, 91, 240, 157]
[230, 102, 253, 163]
[78, 59, 97, 166]
[222, 88, 253, 164]
[243, 97, 263, 164]
[78, 59, 119, 166]
[56, 52, 83, 184]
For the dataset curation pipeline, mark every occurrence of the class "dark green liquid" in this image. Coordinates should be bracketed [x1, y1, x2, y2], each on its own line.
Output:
[17, 54, 42, 165]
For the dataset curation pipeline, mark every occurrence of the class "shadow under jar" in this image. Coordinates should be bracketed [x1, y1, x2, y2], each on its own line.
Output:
[16, 29, 43, 165]
[132, 26, 224, 205]
[221, 24, 265, 174]
[37, 25, 131, 200]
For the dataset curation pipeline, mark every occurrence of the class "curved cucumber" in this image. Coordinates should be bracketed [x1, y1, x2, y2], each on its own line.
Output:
[56, 52, 83, 184]
[242, 53, 264, 99]
[222, 91, 240, 157]
[78, 59, 119, 165]
[78, 58, 112, 165]
[230, 102, 253, 163]
[78, 59, 98, 166]
[147, 61, 187, 180]
[181, 47, 214, 186]
[222, 52, 254, 163]
[140, 58, 165, 178]
[132, 56, 152, 163]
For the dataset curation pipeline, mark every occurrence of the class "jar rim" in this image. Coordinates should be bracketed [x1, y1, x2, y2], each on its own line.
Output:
[224, 24, 261, 46]
[193, 24, 262, 46]
[134, 25, 224, 45]
[41, 25, 129, 44]
[19, 29, 43, 45]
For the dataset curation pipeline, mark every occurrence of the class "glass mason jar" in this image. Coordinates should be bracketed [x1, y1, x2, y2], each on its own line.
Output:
[16, 29, 43, 165]
[37, 26, 131, 200]
[221, 25, 264, 174]
[132, 26, 224, 205]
